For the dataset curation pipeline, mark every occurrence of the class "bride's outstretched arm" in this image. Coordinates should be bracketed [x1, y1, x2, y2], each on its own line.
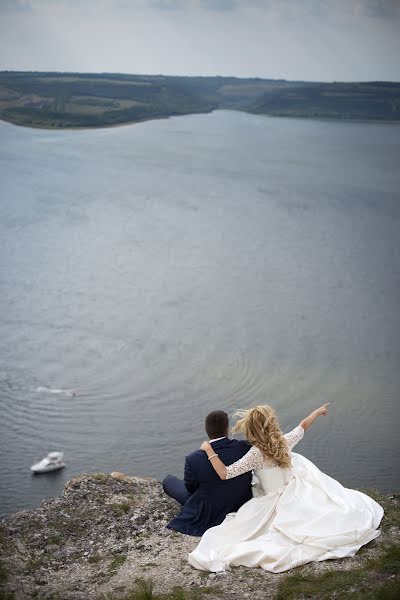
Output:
[299, 403, 330, 431]
[199, 443, 263, 480]
[200, 441, 228, 479]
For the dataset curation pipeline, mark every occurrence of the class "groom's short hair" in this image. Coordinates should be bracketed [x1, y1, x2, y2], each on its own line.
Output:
[205, 410, 229, 439]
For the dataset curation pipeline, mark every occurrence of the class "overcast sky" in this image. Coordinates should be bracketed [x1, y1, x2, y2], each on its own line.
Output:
[0, 0, 399, 81]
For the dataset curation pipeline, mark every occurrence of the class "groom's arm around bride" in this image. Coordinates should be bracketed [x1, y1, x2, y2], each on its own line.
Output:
[162, 410, 252, 536]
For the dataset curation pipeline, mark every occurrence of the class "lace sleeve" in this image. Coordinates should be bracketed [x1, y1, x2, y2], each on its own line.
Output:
[284, 425, 304, 451]
[226, 446, 265, 479]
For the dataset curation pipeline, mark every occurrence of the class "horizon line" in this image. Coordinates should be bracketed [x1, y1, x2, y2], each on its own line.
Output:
[1, 69, 399, 85]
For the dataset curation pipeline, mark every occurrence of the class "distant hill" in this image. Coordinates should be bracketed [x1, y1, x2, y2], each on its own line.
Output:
[0, 71, 399, 128]
[251, 81, 400, 121]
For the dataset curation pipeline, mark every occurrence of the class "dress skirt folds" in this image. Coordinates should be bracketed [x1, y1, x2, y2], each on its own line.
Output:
[188, 451, 383, 573]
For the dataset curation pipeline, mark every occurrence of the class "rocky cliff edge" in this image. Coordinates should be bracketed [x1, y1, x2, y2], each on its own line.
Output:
[0, 473, 399, 600]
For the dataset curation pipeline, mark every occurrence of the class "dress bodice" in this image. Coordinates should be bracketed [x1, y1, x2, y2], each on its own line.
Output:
[253, 464, 294, 494]
[225, 425, 305, 495]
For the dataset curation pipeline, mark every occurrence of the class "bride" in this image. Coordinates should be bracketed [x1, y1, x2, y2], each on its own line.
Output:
[188, 404, 383, 573]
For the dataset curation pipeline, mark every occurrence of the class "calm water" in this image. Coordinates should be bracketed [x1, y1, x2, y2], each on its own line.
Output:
[0, 111, 399, 518]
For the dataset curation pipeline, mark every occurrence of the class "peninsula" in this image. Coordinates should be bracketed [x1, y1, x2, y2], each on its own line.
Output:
[0, 71, 399, 129]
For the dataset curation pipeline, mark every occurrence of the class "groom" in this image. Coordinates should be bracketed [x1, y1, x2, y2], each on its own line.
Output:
[163, 410, 252, 536]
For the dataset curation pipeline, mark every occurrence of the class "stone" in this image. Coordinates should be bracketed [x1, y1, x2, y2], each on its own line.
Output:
[0, 473, 397, 600]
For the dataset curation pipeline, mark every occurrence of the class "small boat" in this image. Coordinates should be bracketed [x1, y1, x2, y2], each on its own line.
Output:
[30, 452, 66, 473]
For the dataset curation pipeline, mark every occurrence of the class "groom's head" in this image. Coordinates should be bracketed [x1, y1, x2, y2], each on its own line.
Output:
[205, 410, 229, 440]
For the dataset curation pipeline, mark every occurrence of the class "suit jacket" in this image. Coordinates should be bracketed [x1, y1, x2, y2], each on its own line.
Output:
[167, 438, 252, 536]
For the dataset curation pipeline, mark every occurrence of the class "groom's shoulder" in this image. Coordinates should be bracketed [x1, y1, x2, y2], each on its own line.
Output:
[231, 439, 252, 454]
[185, 448, 206, 467]
[185, 439, 250, 463]
[186, 449, 204, 460]
[230, 438, 251, 447]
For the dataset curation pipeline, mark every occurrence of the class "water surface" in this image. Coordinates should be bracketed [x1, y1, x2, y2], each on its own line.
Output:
[0, 111, 399, 518]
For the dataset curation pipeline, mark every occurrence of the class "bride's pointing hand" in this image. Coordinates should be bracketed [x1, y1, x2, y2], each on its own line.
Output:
[300, 403, 330, 431]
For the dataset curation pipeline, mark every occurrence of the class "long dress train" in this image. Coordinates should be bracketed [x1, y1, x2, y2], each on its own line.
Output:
[188, 426, 383, 573]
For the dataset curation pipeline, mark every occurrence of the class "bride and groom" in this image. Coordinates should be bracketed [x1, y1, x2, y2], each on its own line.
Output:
[163, 405, 383, 573]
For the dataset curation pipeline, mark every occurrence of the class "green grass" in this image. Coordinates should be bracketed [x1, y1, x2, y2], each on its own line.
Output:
[111, 502, 132, 514]
[0, 536, 15, 600]
[0, 564, 6, 584]
[25, 555, 44, 574]
[373, 581, 400, 599]
[276, 543, 400, 599]
[0, 561, 8, 588]
[0, 588, 15, 600]
[371, 543, 400, 574]
[108, 554, 127, 574]
[361, 489, 400, 532]
[46, 535, 62, 545]
[99, 577, 221, 600]
[276, 569, 366, 599]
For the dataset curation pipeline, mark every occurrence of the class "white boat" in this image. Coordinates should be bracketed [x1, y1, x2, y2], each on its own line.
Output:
[30, 452, 66, 473]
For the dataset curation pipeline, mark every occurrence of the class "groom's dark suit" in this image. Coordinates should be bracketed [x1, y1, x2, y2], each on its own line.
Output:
[164, 437, 252, 536]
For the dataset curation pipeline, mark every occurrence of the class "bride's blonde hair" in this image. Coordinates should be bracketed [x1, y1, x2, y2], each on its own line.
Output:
[232, 405, 291, 468]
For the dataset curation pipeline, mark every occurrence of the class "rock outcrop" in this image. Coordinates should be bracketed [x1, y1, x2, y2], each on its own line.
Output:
[0, 473, 399, 600]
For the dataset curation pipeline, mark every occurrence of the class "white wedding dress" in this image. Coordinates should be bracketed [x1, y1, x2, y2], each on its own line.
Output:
[188, 426, 383, 573]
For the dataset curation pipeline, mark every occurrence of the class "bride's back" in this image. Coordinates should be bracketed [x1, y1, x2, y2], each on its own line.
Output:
[254, 451, 294, 494]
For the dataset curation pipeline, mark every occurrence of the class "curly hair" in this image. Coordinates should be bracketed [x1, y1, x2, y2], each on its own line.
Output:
[232, 405, 292, 468]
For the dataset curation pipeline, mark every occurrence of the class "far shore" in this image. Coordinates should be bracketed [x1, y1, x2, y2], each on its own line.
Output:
[2, 109, 400, 133]
[1, 72, 399, 131]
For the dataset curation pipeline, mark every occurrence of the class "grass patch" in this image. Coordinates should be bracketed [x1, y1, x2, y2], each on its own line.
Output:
[98, 577, 221, 599]
[277, 543, 400, 599]
[360, 489, 400, 531]
[197, 571, 209, 579]
[0, 588, 15, 600]
[0, 570, 6, 587]
[46, 535, 62, 545]
[0, 526, 6, 548]
[111, 502, 132, 514]
[370, 543, 400, 574]
[92, 473, 109, 482]
[45, 508, 98, 538]
[108, 554, 127, 574]
[25, 555, 44, 574]
[88, 555, 102, 564]
[276, 569, 366, 599]
[0, 562, 8, 587]
[0, 552, 14, 600]
[373, 580, 400, 599]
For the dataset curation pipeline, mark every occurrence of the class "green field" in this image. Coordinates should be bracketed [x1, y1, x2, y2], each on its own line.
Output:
[0, 71, 399, 128]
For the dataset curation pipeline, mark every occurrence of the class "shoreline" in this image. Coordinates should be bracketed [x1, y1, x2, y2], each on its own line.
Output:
[2, 109, 400, 132]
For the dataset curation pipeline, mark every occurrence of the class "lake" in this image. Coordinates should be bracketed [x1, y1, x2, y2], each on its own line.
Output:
[0, 110, 399, 518]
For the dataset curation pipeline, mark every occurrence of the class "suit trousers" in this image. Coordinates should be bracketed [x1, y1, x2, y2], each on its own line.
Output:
[163, 475, 192, 506]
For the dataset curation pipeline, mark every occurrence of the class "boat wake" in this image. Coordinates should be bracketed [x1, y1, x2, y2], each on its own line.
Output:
[36, 386, 76, 397]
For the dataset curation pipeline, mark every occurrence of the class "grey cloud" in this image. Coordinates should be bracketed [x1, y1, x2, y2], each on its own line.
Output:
[200, 0, 239, 11]
[361, 0, 400, 17]
[0, 0, 32, 11]
[148, 0, 186, 10]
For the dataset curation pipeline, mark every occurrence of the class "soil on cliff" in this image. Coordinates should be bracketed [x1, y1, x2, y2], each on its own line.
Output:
[0, 473, 399, 600]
